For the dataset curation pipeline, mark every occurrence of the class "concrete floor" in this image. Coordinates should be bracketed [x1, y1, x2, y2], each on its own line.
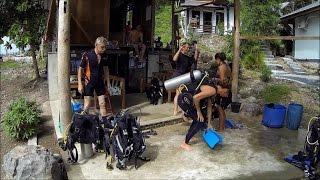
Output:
[65, 96, 307, 179]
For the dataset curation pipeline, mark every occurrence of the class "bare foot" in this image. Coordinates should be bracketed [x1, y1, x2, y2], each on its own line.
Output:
[180, 142, 192, 151]
[173, 110, 181, 116]
[182, 115, 192, 123]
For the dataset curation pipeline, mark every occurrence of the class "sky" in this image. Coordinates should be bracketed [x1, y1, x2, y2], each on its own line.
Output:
[0, 37, 20, 55]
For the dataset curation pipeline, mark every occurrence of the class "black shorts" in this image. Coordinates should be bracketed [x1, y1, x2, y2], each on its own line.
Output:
[84, 80, 106, 97]
[215, 92, 232, 110]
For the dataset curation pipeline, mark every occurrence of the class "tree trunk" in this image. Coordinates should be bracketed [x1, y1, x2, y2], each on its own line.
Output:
[30, 44, 40, 79]
[231, 0, 240, 102]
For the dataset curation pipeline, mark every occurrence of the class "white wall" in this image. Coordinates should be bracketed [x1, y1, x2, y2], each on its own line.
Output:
[228, 7, 234, 32]
[294, 13, 320, 60]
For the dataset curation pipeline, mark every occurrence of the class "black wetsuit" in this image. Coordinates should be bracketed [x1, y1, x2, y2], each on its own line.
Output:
[80, 49, 106, 96]
[178, 76, 215, 144]
[172, 53, 194, 78]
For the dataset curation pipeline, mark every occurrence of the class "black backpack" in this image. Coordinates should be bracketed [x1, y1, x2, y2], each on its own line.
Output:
[60, 113, 106, 163]
[145, 77, 163, 105]
[111, 110, 149, 169]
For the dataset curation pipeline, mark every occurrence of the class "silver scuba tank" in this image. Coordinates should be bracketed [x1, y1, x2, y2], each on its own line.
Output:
[164, 70, 203, 90]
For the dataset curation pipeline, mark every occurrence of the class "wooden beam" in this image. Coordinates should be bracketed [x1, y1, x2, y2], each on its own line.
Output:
[174, 1, 215, 14]
[172, 0, 175, 52]
[240, 35, 320, 40]
[71, 14, 95, 45]
[231, 0, 240, 103]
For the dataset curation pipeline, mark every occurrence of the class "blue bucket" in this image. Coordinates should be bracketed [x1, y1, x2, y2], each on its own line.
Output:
[262, 104, 286, 128]
[71, 102, 83, 113]
[286, 103, 303, 130]
[203, 129, 223, 149]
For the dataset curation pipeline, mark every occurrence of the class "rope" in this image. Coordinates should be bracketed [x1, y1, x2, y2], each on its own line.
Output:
[178, 84, 188, 93]
[195, 71, 209, 91]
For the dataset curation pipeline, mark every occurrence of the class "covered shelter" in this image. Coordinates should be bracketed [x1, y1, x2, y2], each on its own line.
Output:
[45, 0, 159, 139]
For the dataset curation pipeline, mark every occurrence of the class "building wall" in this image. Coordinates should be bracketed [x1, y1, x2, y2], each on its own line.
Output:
[228, 7, 234, 32]
[294, 13, 320, 60]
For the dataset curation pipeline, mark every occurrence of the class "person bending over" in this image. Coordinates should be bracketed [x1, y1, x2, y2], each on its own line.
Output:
[179, 81, 229, 151]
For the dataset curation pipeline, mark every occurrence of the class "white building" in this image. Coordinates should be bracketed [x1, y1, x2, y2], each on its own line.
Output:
[180, 0, 234, 36]
[281, 1, 320, 60]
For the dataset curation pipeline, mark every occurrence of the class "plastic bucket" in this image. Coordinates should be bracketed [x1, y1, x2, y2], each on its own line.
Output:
[262, 104, 286, 128]
[231, 102, 241, 113]
[286, 103, 303, 130]
[203, 129, 223, 149]
[71, 102, 83, 113]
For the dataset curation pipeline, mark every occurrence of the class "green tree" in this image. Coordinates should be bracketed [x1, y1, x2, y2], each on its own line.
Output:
[241, 0, 283, 36]
[155, 4, 172, 45]
[0, 0, 47, 79]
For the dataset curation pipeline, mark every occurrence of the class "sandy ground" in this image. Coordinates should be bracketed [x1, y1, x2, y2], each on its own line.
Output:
[67, 116, 306, 179]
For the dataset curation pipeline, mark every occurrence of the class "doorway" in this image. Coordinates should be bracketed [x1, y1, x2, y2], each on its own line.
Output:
[203, 11, 212, 33]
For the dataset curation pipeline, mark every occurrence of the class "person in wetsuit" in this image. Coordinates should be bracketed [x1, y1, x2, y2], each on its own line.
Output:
[77, 36, 108, 117]
[172, 42, 194, 116]
[178, 75, 230, 151]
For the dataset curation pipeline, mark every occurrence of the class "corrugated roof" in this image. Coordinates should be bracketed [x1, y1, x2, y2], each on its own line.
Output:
[281, 1, 320, 19]
[180, 0, 229, 7]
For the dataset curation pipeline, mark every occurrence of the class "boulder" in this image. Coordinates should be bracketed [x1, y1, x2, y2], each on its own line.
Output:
[3, 145, 67, 180]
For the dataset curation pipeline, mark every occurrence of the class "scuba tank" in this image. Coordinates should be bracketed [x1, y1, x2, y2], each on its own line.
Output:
[164, 70, 203, 90]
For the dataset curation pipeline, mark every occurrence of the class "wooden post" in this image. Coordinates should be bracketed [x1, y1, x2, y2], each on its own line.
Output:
[57, 0, 71, 136]
[151, 0, 156, 47]
[171, 0, 175, 52]
[231, 0, 240, 102]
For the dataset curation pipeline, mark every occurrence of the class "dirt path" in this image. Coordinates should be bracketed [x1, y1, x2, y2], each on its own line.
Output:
[0, 62, 60, 178]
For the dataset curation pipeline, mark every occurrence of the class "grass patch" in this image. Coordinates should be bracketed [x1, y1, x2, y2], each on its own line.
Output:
[261, 84, 291, 104]
[0, 60, 21, 69]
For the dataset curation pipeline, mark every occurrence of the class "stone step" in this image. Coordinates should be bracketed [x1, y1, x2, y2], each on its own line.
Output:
[266, 55, 275, 58]
[266, 63, 284, 70]
[263, 51, 273, 55]
[265, 57, 275, 61]
[141, 116, 183, 130]
[272, 75, 308, 85]
[273, 74, 320, 86]
[271, 70, 289, 75]
[294, 71, 307, 75]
